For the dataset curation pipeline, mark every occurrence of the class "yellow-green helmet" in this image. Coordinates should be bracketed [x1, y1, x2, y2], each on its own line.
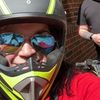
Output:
[0, 0, 67, 100]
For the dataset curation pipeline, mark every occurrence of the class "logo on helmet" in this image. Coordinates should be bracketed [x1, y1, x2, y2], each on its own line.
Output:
[26, 0, 31, 4]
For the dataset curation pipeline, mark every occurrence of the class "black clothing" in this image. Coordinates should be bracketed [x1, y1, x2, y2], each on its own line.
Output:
[78, 0, 100, 60]
[95, 44, 100, 60]
[93, 0, 100, 2]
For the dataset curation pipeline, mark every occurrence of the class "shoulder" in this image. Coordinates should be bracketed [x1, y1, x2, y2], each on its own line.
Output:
[81, 0, 97, 8]
[71, 72, 100, 88]
[70, 72, 100, 100]
[82, 0, 92, 5]
[46, 72, 100, 100]
[81, 0, 93, 10]
[74, 72, 99, 80]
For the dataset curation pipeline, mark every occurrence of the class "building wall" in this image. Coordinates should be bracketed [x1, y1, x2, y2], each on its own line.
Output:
[62, 0, 97, 64]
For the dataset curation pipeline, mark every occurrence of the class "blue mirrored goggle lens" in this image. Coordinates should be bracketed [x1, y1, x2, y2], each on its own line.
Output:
[0, 33, 55, 54]
[31, 34, 55, 54]
[0, 33, 24, 53]
[0, 33, 24, 46]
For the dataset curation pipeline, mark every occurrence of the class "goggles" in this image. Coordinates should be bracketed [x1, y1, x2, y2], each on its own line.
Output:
[0, 32, 56, 54]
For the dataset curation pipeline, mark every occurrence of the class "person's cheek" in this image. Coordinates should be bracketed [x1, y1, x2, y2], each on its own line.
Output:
[6, 55, 16, 66]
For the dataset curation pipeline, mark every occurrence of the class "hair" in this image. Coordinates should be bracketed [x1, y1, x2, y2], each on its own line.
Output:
[49, 60, 96, 100]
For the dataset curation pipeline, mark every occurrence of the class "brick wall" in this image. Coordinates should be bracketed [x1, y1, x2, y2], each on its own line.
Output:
[62, 0, 97, 64]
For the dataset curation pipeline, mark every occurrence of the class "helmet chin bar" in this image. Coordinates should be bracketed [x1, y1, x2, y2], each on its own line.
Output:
[0, 47, 64, 100]
[14, 77, 48, 100]
[0, 47, 64, 76]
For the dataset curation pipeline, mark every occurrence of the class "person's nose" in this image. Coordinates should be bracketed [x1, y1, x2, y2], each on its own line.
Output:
[18, 43, 36, 57]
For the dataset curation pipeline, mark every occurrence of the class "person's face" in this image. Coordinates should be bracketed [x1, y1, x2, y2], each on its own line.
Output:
[0, 23, 51, 67]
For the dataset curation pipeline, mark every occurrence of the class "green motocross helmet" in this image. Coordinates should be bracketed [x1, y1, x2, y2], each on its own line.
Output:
[0, 0, 67, 100]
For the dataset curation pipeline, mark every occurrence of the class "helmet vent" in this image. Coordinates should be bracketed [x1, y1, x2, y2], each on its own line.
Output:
[21, 83, 31, 93]
[20, 82, 41, 100]
[14, 77, 48, 100]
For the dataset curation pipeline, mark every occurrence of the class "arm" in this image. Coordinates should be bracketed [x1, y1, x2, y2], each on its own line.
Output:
[78, 25, 93, 40]
[78, 25, 100, 46]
